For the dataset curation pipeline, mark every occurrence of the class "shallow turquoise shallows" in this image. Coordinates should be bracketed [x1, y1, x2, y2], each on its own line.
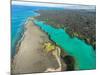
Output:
[34, 20, 96, 70]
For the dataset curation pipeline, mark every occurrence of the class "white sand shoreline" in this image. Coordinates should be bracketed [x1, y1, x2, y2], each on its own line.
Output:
[12, 19, 65, 74]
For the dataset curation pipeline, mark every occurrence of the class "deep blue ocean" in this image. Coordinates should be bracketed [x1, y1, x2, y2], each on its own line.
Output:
[12, 5, 96, 70]
[11, 5, 46, 57]
[11, 5, 61, 57]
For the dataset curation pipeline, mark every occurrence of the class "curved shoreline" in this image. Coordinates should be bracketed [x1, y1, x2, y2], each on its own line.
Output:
[12, 16, 96, 74]
[33, 19, 96, 70]
[12, 19, 66, 74]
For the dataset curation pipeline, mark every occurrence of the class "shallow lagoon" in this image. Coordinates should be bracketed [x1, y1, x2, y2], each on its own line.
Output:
[12, 5, 96, 70]
[34, 20, 96, 70]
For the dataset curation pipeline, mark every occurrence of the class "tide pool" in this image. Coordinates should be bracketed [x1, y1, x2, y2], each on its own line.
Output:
[34, 20, 96, 70]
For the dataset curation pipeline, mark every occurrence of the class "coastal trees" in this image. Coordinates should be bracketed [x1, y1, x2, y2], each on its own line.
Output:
[36, 9, 96, 49]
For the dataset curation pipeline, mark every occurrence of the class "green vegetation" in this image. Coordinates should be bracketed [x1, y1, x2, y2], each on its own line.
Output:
[35, 9, 96, 49]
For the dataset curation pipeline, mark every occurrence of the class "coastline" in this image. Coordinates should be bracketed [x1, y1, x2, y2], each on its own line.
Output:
[35, 9, 96, 49]
[11, 3, 96, 74]
[12, 19, 66, 74]
[33, 19, 96, 70]
[11, 21, 25, 58]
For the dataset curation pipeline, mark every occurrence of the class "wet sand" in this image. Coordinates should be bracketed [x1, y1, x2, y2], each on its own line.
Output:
[12, 20, 63, 74]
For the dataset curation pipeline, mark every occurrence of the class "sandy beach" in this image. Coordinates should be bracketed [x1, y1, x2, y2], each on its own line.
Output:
[12, 19, 66, 74]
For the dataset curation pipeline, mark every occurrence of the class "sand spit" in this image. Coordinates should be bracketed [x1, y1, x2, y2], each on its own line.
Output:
[12, 20, 66, 74]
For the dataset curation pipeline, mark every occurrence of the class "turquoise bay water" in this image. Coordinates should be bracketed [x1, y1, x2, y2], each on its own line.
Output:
[34, 20, 96, 70]
[12, 5, 62, 57]
[12, 5, 96, 70]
